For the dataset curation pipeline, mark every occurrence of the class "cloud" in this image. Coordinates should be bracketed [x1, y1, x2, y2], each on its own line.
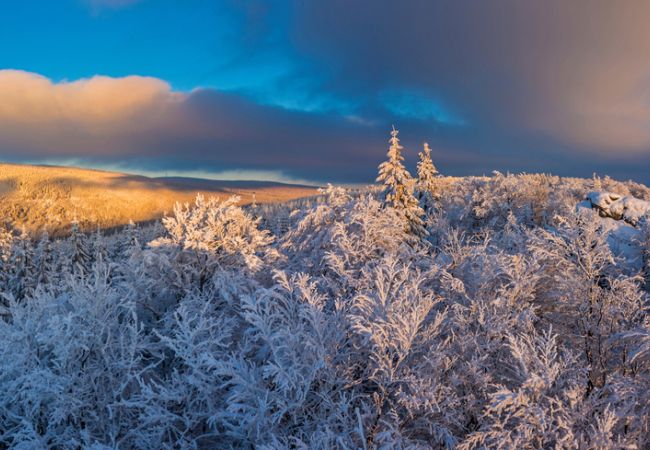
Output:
[0, 70, 188, 165]
[379, 89, 465, 125]
[1, 68, 648, 185]
[0, 70, 387, 183]
[0, 70, 180, 127]
[288, 0, 650, 155]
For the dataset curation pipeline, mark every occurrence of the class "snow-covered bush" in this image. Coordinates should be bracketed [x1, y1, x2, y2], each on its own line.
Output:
[0, 262, 149, 448]
[0, 165, 648, 448]
[144, 194, 276, 298]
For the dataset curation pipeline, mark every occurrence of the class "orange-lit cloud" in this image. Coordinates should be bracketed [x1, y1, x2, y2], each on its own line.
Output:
[0, 70, 187, 158]
[0, 70, 182, 129]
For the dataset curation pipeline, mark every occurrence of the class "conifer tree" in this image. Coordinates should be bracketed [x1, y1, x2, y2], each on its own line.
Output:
[124, 219, 141, 256]
[377, 127, 427, 237]
[70, 220, 91, 276]
[0, 227, 13, 295]
[8, 228, 36, 300]
[92, 227, 108, 264]
[416, 142, 439, 212]
[34, 232, 55, 287]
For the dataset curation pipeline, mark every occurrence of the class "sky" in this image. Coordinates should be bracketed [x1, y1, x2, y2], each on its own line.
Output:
[1, 0, 650, 184]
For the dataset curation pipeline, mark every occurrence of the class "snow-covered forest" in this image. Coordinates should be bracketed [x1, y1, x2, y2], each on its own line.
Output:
[1, 130, 649, 449]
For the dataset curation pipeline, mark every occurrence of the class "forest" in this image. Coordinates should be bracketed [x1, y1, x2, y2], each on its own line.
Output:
[0, 129, 649, 449]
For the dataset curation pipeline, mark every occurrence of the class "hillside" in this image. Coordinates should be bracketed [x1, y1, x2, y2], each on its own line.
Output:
[0, 163, 319, 235]
[0, 171, 649, 448]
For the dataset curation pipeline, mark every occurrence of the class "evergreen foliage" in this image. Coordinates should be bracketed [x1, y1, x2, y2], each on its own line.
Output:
[376, 127, 427, 238]
[416, 142, 439, 212]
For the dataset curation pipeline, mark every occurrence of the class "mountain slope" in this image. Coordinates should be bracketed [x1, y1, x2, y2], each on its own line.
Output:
[0, 163, 319, 235]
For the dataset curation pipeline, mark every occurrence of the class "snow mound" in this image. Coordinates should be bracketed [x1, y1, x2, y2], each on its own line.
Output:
[586, 191, 650, 226]
[577, 193, 646, 269]
[577, 196, 648, 270]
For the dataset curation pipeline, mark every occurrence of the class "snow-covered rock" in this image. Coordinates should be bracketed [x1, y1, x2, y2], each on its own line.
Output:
[577, 194, 645, 269]
[586, 191, 650, 226]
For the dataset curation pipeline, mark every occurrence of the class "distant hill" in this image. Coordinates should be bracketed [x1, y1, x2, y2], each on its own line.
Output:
[0, 163, 319, 235]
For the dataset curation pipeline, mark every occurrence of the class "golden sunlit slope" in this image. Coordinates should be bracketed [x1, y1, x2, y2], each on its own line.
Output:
[0, 163, 319, 235]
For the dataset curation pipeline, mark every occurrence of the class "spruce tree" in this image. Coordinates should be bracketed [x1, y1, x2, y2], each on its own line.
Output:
[9, 228, 36, 300]
[70, 220, 92, 276]
[92, 227, 108, 264]
[34, 232, 56, 287]
[124, 219, 141, 257]
[0, 227, 13, 295]
[416, 142, 439, 212]
[376, 127, 427, 238]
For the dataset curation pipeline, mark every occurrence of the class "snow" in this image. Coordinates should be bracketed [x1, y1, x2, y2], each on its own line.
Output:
[0, 161, 648, 447]
[577, 198, 643, 267]
[586, 191, 650, 225]
[578, 191, 650, 268]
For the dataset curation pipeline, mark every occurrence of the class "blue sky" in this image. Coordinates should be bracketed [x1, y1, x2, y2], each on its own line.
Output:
[1, 0, 650, 184]
[2, 1, 256, 90]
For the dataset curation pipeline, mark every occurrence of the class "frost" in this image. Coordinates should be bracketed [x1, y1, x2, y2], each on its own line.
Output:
[0, 144, 648, 448]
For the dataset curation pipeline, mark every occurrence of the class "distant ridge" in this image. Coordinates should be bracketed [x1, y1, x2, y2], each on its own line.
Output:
[155, 176, 318, 190]
[0, 163, 319, 235]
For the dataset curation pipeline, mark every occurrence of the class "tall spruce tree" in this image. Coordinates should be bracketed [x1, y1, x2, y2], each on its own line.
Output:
[416, 142, 439, 212]
[376, 127, 427, 237]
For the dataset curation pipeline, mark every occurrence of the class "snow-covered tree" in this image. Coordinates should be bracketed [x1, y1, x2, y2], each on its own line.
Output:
[0, 227, 14, 301]
[69, 219, 92, 276]
[416, 142, 439, 212]
[91, 227, 108, 264]
[33, 232, 56, 287]
[0, 163, 648, 448]
[7, 228, 36, 301]
[376, 127, 427, 238]
[147, 194, 276, 296]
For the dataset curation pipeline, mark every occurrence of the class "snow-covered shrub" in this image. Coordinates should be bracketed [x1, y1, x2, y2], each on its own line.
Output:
[346, 257, 457, 448]
[459, 329, 590, 449]
[0, 262, 149, 448]
[529, 211, 646, 387]
[0, 166, 648, 448]
[145, 194, 276, 297]
[279, 184, 352, 274]
[323, 194, 417, 296]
